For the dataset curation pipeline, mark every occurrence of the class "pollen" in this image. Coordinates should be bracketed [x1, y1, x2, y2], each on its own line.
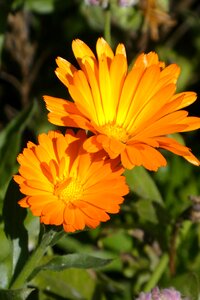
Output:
[100, 123, 129, 143]
[55, 178, 83, 203]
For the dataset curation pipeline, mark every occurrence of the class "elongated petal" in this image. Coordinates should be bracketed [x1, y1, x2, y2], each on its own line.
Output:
[96, 37, 114, 61]
[72, 39, 96, 71]
[55, 57, 77, 88]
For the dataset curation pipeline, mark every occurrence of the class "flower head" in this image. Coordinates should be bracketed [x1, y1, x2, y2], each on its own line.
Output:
[136, 287, 189, 300]
[44, 38, 200, 171]
[14, 130, 129, 232]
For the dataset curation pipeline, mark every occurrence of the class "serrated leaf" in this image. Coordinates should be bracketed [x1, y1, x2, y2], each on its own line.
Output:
[125, 167, 163, 205]
[0, 288, 34, 300]
[29, 253, 112, 281]
[0, 101, 37, 207]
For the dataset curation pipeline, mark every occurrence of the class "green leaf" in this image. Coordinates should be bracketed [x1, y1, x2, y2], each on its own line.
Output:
[125, 167, 163, 205]
[24, 0, 55, 14]
[31, 268, 97, 300]
[0, 225, 13, 288]
[0, 288, 34, 300]
[37, 253, 112, 271]
[29, 253, 112, 281]
[100, 230, 133, 253]
[134, 199, 158, 224]
[0, 101, 37, 207]
[80, 5, 105, 31]
[3, 180, 28, 287]
[0, 102, 36, 288]
[11, 0, 25, 10]
[0, 256, 12, 290]
[168, 272, 200, 300]
[111, 3, 141, 31]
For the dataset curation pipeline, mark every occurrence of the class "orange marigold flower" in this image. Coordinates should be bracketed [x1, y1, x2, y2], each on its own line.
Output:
[44, 38, 200, 171]
[14, 130, 129, 233]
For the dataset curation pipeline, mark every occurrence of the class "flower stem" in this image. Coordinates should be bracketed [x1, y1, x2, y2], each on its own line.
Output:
[143, 253, 169, 292]
[104, 7, 111, 45]
[10, 227, 64, 289]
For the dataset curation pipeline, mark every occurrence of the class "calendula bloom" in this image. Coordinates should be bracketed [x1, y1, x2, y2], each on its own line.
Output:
[44, 38, 200, 171]
[136, 287, 189, 300]
[14, 130, 129, 233]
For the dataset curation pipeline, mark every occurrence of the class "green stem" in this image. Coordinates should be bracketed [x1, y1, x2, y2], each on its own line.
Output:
[104, 8, 111, 45]
[143, 253, 169, 292]
[10, 228, 64, 289]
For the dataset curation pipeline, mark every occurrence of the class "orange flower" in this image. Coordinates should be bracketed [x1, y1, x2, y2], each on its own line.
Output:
[14, 130, 129, 232]
[44, 38, 200, 171]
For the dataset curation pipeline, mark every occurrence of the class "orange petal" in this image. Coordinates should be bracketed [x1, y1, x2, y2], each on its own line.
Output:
[72, 39, 96, 71]
[55, 56, 77, 88]
[123, 144, 166, 171]
[73, 207, 86, 230]
[18, 196, 29, 208]
[83, 135, 103, 153]
[84, 216, 100, 229]
[14, 175, 25, 185]
[157, 136, 200, 166]
[63, 223, 76, 233]
[128, 83, 176, 133]
[97, 135, 125, 159]
[180, 116, 200, 132]
[134, 52, 165, 69]
[121, 148, 135, 169]
[116, 66, 144, 125]
[115, 43, 126, 57]
[96, 37, 114, 61]
[63, 202, 75, 226]
[78, 200, 110, 222]
[134, 111, 188, 139]
[171, 92, 197, 110]
[41, 201, 64, 225]
[44, 95, 81, 115]
[160, 64, 180, 85]
[28, 195, 57, 215]
[184, 152, 200, 166]
[110, 54, 127, 119]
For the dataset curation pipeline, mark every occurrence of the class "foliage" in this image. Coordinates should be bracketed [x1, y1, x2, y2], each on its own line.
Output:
[0, 0, 200, 299]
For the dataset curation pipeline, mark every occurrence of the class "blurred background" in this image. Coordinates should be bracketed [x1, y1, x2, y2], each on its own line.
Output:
[1, 1, 200, 299]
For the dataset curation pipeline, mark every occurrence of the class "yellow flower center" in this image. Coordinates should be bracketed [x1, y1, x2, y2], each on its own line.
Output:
[100, 123, 129, 143]
[55, 178, 83, 203]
